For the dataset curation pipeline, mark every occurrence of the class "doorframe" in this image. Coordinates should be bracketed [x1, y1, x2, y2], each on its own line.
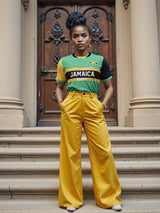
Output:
[37, 0, 115, 6]
[21, 0, 132, 127]
[37, 0, 118, 126]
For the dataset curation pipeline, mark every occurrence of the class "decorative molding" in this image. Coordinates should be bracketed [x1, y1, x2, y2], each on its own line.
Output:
[54, 54, 61, 66]
[123, 0, 130, 9]
[92, 9, 99, 19]
[40, 66, 49, 75]
[51, 90, 57, 101]
[107, 12, 113, 22]
[44, 21, 70, 65]
[21, 0, 30, 11]
[91, 21, 109, 54]
[51, 22, 63, 38]
[91, 21, 102, 38]
[109, 65, 114, 75]
[40, 13, 46, 23]
[0, 98, 24, 110]
[54, 9, 61, 19]
[129, 97, 160, 110]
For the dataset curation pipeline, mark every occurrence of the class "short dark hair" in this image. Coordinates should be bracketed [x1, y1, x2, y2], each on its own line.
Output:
[66, 12, 91, 36]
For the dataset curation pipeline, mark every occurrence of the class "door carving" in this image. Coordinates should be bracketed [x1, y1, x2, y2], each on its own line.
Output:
[37, 0, 117, 126]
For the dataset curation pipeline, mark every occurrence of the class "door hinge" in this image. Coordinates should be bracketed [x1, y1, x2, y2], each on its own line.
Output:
[38, 90, 41, 97]
[109, 65, 114, 75]
[39, 104, 44, 112]
[110, 103, 115, 111]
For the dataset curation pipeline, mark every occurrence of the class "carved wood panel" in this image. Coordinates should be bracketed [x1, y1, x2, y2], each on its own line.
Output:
[37, 1, 117, 126]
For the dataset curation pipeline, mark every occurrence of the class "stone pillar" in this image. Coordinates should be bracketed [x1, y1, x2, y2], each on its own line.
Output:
[126, 0, 160, 127]
[0, 0, 24, 128]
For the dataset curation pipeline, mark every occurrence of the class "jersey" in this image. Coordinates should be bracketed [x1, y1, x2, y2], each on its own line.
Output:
[56, 53, 112, 94]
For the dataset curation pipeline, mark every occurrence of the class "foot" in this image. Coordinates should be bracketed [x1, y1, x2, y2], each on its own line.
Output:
[112, 205, 122, 211]
[66, 207, 77, 212]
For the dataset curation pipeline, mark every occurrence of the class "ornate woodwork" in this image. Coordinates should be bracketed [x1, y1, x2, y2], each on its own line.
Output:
[44, 18, 70, 65]
[37, 1, 117, 126]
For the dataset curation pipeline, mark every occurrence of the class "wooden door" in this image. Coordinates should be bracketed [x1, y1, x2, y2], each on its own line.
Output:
[37, 0, 117, 126]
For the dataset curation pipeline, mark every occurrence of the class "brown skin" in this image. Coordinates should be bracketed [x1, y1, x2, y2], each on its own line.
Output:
[56, 25, 113, 108]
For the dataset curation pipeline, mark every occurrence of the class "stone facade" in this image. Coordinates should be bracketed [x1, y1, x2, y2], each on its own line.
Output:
[0, 0, 160, 128]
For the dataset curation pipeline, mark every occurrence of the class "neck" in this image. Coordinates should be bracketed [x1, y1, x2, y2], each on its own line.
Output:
[74, 50, 90, 57]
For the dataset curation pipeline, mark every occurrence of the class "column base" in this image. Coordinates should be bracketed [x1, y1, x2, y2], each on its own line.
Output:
[125, 97, 160, 127]
[125, 108, 160, 127]
[0, 98, 24, 129]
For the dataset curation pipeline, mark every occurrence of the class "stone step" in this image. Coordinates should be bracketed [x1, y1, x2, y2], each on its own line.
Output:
[0, 127, 160, 137]
[0, 177, 160, 197]
[0, 161, 159, 177]
[0, 136, 160, 148]
[0, 197, 160, 213]
[0, 127, 159, 213]
[0, 147, 159, 161]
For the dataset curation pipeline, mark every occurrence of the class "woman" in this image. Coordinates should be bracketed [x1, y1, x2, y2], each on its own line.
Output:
[56, 12, 122, 212]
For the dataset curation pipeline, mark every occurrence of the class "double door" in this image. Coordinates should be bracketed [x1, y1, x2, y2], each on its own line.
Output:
[37, 0, 117, 126]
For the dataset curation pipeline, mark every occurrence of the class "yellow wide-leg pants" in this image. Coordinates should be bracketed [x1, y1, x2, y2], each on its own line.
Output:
[58, 91, 122, 209]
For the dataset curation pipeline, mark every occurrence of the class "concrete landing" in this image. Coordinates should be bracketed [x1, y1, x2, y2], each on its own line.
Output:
[0, 197, 160, 213]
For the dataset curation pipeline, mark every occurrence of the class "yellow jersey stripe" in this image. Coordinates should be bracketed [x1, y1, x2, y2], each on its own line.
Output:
[68, 78, 100, 83]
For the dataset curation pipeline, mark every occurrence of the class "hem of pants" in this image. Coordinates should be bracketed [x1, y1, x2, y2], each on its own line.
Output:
[96, 200, 123, 209]
[58, 200, 84, 209]
[58, 203, 83, 209]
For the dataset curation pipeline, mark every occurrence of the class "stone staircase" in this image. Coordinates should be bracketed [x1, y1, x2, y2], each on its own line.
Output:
[0, 127, 160, 213]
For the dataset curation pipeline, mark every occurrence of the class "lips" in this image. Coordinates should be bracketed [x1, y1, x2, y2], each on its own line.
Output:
[77, 44, 84, 47]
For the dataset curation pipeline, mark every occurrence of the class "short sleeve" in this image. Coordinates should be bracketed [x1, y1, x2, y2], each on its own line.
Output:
[100, 57, 112, 82]
[56, 59, 67, 83]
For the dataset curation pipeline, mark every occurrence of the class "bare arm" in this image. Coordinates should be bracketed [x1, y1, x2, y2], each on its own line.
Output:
[56, 82, 66, 106]
[101, 79, 113, 108]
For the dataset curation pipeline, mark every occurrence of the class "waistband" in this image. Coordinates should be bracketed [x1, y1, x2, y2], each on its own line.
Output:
[68, 91, 97, 98]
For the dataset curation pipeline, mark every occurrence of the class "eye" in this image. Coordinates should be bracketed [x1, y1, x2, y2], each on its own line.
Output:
[72, 34, 78, 39]
[82, 33, 87, 38]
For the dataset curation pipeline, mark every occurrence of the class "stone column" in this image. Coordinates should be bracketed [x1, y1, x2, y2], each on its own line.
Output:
[0, 0, 24, 128]
[126, 0, 160, 127]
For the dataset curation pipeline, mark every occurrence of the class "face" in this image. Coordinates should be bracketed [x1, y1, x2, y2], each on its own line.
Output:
[71, 25, 91, 54]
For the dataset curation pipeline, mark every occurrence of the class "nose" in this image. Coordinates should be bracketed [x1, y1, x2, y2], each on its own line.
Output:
[78, 36, 83, 42]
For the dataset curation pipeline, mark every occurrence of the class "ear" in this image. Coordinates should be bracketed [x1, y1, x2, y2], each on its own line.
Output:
[70, 38, 73, 45]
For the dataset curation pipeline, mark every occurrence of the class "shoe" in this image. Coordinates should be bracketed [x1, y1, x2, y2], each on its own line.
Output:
[66, 207, 77, 212]
[112, 205, 122, 211]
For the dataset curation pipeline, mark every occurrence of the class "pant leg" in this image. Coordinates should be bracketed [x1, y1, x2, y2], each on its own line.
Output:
[58, 94, 83, 208]
[83, 96, 122, 208]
